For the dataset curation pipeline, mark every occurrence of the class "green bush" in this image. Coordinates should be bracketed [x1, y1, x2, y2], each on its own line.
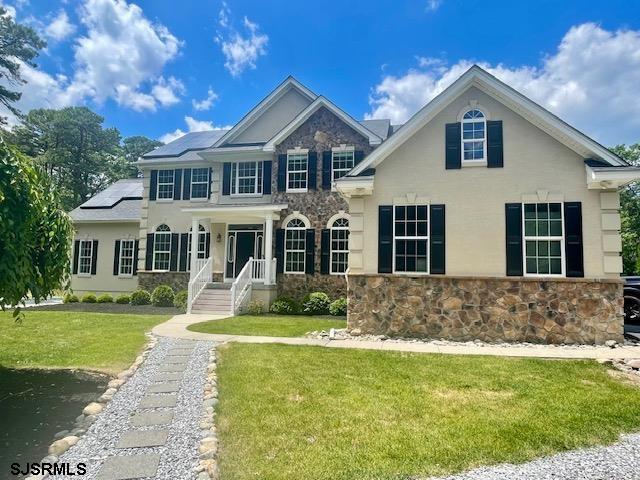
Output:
[303, 292, 331, 315]
[329, 297, 347, 316]
[174, 290, 188, 310]
[151, 285, 175, 307]
[130, 289, 151, 306]
[246, 300, 264, 315]
[115, 294, 131, 304]
[270, 297, 300, 315]
[81, 293, 97, 303]
[97, 293, 113, 303]
[63, 293, 79, 303]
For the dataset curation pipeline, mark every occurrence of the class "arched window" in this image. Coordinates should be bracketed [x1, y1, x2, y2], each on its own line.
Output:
[153, 224, 171, 271]
[284, 217, 308, 274]
[330, 217, 349, 274]
[461, 108, 486, 163]
[187, 224, 207, 270]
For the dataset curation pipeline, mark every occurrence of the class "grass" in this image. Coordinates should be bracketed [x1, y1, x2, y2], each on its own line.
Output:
[0, 310, 170, 374]
[217, 343, 640, 480]
[187, 314, 346, 337]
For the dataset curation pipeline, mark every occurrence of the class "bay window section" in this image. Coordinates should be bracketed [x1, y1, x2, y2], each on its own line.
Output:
[393, 205, 429, 273]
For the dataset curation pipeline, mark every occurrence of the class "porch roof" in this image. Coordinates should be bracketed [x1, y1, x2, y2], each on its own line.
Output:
[182, 203, 288, 222]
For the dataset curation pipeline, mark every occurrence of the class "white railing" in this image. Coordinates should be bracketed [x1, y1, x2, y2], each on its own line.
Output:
[187, 257, 212, 314]
[249, 258, 278, 284]
[230, 256, 253, 315]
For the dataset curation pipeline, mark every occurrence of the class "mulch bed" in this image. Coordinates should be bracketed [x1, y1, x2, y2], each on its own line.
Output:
[26, 303, 183, 315]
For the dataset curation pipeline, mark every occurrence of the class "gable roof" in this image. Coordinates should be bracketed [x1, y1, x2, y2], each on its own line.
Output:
[70, 178, 142, 223]
[263, 96, 383, 151]
[212, 76, 317, 148]
[142, 130, 228, 159]
[349, 65, 626, 176]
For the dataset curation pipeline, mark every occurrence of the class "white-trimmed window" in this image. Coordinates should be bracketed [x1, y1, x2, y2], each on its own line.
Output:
[461, 109, 486, 163]
[187, 224, 207, 270]
[393, 205, 429, 273]
[330, 217, 349, 274]
[157, 170, 174, 200]
[191, 168, 209, 199]
[285, 217, 307, 273]
[523, 203, 564, 276]
[78, 240, 93, 275]
[332, 146, 355, 181]
[287, 150, 308, 192]
[118, 239, 135, 276]
[153, 224, 172, 271]
[231, 161, 263, 195]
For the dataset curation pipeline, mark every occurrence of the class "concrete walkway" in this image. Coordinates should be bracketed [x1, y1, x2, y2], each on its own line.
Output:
[153, 314, 640, 360]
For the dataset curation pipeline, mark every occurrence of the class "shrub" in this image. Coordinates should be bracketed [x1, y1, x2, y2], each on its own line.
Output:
[81, 293, 97, 303]
[174, 290, 188, 310]
[246, 300, 264, 315]
[115, 294, 131, 304]
[63, 293, 79, 303]
[329, 297, 347, 316]
[130, 289, 151, 306]
[151, 285, 174, 307]
[303, 292, 331, 315]
[97, 293, 113, 303]
[270, 297, 300, 315]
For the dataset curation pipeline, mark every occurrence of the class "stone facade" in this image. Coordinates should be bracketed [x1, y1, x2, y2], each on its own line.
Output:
[271, 106, 374, 300]
[347, 274, 624, 344]
[139, 272, 189, 293]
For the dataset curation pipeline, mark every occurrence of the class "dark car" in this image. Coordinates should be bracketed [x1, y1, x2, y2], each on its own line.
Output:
[624, 276, 640, 333]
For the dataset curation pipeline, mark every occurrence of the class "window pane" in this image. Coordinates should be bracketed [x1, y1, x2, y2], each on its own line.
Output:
[550, 258, 562, 274]
[525, 220, 536, 236]
[538, 258, 550, 274]
[537, 220, 548, 236]
[550, 240, 561, 257]
[524, 204, 536, 219]
[549, 203, 562, 219]
[550, 220, 562, 236]
[526, 257, 537, 274]
[526, 241, 536, 257]
[537, 240, 549, 256]
[537, 203, 549, 219]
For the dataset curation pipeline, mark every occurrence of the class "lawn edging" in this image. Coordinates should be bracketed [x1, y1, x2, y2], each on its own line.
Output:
[196, 346, 220, 480]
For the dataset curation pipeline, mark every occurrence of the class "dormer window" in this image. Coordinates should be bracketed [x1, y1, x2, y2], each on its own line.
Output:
[461, 109, 486, 163]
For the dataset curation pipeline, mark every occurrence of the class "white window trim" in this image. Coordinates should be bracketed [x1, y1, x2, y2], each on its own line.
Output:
[118, 239, 135, 277]
[286, 149, 309, 193]
[329, 215, 350, 275]
[522, 202, 566, 278]
[392, 205, 430, 275]
[156, 169, 175, 202]
[153, 225, 172, 272]
[230, 161, 263, 197]
[461, 109, 487, 166]
[331, 145, 355, 188]
[283, 212, 310, 275]
[190, 167, 210, 201]
[78, 239, 93, 277]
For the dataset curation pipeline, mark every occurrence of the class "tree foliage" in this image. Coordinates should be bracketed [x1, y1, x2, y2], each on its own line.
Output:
[122, 135, 163, 177]
[0, 138, 73, 315]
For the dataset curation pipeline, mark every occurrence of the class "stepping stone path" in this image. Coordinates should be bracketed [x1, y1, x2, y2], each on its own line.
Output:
[49, 338, 215, 480]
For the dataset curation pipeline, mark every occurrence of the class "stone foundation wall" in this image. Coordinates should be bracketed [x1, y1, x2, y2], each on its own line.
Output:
[347, 275, 624, 344]
[277, 274, 347, 302]
[138, 272, 189, 293]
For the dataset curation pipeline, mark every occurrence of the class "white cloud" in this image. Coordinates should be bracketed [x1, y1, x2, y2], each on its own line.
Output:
[151, 76, 185, 107]
[159, 116, 231, 143]
[426, 0, 442, 12]
[366, 23, 640, 145]
[216, 4, 268, 77]
[192, 87, 218, 111]
[45, 10, 76, 40]
[0, 1, 16, 18]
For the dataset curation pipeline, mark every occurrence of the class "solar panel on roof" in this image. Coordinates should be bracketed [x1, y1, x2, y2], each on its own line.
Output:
[142, 130, 229, 158]
[80, 179, 143, 208]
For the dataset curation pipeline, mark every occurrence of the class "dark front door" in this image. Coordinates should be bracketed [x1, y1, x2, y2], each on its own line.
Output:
[234, 231, 255, 277]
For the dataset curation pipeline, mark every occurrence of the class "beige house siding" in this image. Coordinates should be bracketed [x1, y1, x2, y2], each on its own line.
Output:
[71, 222, 140, 295]
[349, 86, 621, 280]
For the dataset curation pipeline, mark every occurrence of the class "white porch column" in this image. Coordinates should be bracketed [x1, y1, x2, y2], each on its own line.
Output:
[264, 212, 274, 285]
[189, 217, 199, 279]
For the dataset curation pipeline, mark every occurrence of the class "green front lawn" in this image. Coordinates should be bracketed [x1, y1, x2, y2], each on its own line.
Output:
[217, 344, 640, 480]
[0, 311, 170, 374]
[188, 314, 346, 337]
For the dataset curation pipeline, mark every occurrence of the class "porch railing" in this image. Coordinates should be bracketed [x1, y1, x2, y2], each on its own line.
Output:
[231, 256, 253, 315]
[250, 258, 277, 284]
[187, 257, 212, 314]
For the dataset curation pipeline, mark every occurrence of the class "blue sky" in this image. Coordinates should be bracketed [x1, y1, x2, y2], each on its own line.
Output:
[3, 0, 640, 145]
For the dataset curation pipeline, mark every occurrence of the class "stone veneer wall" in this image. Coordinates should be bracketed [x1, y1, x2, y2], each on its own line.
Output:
[139, 272, 189, 293]
[271, 106, 374, 301]
[347, 274, 624, 344]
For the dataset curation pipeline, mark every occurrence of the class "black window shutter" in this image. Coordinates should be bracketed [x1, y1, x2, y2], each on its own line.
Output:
[133, 240, 139, 275]
[182, 168, 191, 200]
[277, 154, 287, 191]
[263, 160, 272, 194]
[169, 233, 179, 271]
[305, 229, 315, 274]
[354, 150, 365, 165]
[308, 152, 317, 190]
[222, 163, 231, 196]
[113, 240, 121, 275]
[564, 202, 584, 277]
[487, 120, 504, 168]
[173, 169, 182, 200]
[322, 151, 332, 189]
[275, 228, 284, 273]
[445, 123, 461, 170]
[72, 240, 80, 274]
[430, 205, 445, 274]
[90, 240, 98, 275]
[205, 233, 211, 258]
[145, 234, 154, 271]
[505, 203, 523, 276]
[320, 228, 330, 274]
[149, 170, 158, 201]
[378, 205, 393, 273]
[179, 233, 188, 272]
[208, 167, 213, 199]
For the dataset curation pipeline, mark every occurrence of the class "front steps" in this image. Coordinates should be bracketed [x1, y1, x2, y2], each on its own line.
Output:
[191, 284, 232, 314]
